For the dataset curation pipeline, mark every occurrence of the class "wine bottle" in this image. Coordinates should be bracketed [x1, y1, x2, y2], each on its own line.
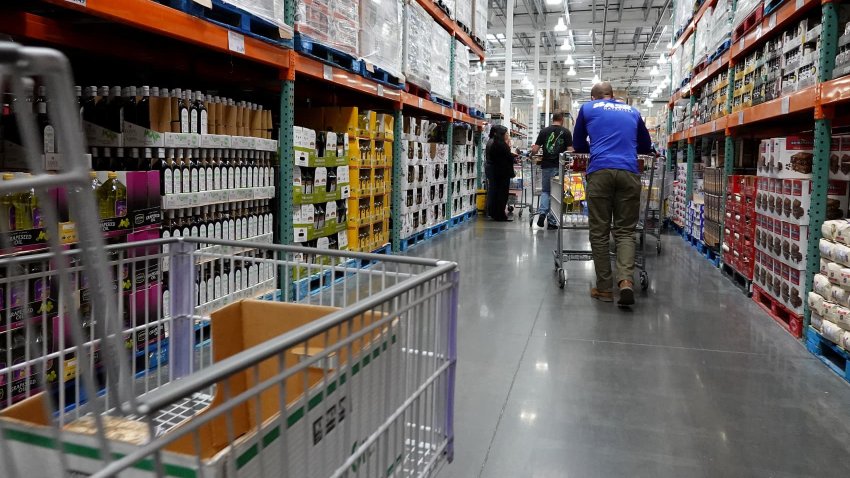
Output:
[137, 86, 151, 129]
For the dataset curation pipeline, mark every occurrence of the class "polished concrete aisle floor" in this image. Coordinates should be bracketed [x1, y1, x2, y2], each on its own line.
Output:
[405, 218, 850, 478]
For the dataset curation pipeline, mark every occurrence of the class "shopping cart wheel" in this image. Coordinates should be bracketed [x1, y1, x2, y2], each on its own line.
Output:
[656, 242, 662, 255]
[557, 268, 566, 289]
[519, 209, 524, 218]
[639, 271, 649, 291]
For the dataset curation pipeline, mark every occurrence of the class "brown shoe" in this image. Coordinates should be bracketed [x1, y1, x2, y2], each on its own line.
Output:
[618, 280, 635, 307]
[591, 288, 614, 302]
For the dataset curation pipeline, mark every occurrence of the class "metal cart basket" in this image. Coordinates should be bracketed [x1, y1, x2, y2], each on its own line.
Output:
[0, 43, 459, 478]
[552, 153, 661, 291]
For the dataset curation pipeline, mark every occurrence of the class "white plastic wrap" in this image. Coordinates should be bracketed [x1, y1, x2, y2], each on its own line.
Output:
[473, 0, 487, 42]
[454, 40, 470, 104]
[468, 63, 486, 111]
[360, 0, 404, 79]
[431, 23, 453, 100]
[222, 0, 287, 29]
[733, 0, 763, 29]
[673, 0, 696, 35]
[403, 0, 432, 90]
[454, 0, 473, 29]
[694, 8, 712, 64]
[671, 47, 683, 90]
[708, 0, 732, 54]
[296, 0, 359, 56]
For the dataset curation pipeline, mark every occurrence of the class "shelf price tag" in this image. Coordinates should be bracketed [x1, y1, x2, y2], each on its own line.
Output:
[377, 84, 384, 97]
[418, 98, 423, 108]
[64, 0, 86, 5]
[738, 111, 744, 124]
[712, 120, 717, 131]
[769, 13, 777, 28]
[796, 0, 803, 9]
[322, 65, 333, 81]
[441, 106, 445, 115]
[756, 26, 763, 39]
[227, 31, 245, 55]
[739, 37, 745, 52]
[781, 97, 790, 114]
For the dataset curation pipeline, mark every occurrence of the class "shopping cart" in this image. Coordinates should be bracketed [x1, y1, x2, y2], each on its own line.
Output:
[552, 153, 659, 291]
[507, 154, 530, 217]
[0, 43, 459, 478]
[640, 155, 667, 255]
[525, 155, 544, 227]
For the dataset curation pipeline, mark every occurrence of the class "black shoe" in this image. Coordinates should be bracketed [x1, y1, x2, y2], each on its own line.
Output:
[537, 215, 545, 228]
[547, 223, 558, 230]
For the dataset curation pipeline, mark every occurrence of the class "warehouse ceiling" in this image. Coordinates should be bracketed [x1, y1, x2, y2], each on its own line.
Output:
[484, 0, 674, 103]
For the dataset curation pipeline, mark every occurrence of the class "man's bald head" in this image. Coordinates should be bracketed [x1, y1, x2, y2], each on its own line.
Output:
[590, 82, 614, 100]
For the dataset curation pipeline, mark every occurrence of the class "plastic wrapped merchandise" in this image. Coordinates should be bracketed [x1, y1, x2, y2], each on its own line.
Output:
[709, 0, 732, 53]
[733, 0, 763, 30]
[468, 62, 487, 111]
[811, 312, 824, 331]
[455, 40, 470, 105]
[820, 238, 836, 261]
[403, 0, 432, 90]
[431, 24, 453, 100]
[828, 262, 843, 283]
[671, 47, 683, 89]
[694, 8, 713, 64]
[473, 0, 487, 42]
[455, 0, 473, 29]
[814, 274, 832, 297]
[673, 0, 696, 34]
[360, 0, 403, 79]
[822, 320, 844, 344]
[296, 0, 358, 56]
[222, 0, 288, 29]
[808, 292, 826, 316]
[835, 220, 850, 245]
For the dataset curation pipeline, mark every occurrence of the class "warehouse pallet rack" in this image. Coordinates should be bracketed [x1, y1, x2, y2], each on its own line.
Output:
[0, 0, 486, 271]
[665, 0, 849, 352]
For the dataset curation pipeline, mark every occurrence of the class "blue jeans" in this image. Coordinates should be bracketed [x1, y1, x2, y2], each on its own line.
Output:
[537, 167, 558, 224]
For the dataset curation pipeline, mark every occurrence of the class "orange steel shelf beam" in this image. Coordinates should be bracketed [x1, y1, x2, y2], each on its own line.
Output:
[670, 0, 717, 54]
[415, 0, 485, 59]
[691, 51, 730, 91]
[296, 54, 402, 101]
[40, 0, 293, 71]
[821, 76, 850, 107]
[730, 0, 818, 61]
[727, 85, 816, 127]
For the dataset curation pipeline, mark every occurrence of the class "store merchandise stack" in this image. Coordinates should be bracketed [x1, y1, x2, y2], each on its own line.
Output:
[671, 163, 688, 228]
[703, 167, 724, 250]
[686, 202, 705, 241]
[451, 125, 478, 220]
[722, 175, 758, 285]
[752, 135, 850, 336]
[399, 117, 450, 247]
[808, 219, 850, 378]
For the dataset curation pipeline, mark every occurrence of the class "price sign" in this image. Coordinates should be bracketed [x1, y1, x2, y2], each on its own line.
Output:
[227, 31, 245, 54]
[377, 84, 384, 97]
[738, 111, 744, 124]
[769, 14, 777, 28]
[781, 97, 790, 114]
[796, 0, 804, 9]
[322, 65, 333, 81]
[418, 98, 424, 108]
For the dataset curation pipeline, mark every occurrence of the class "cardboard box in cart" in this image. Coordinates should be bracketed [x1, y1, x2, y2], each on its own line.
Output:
[0, 300, 405, 477]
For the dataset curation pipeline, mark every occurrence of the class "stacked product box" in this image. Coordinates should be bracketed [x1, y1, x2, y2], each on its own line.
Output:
[695, 69, 730, 124]
[708, 0, 732, 56]
[472, 0, 488, 45]
[399, 116, 449, 238]
[732, 0, 763, 34]
[402, 0, 433, 91]
[703, 167, 724, 249]
[468, 63, 486, 113]
[671, 163, 688, 227]
[453, 0, 473, 31]
[809, 219, 850, 350]
[297, 107, 393, 253]
[754, 135, 850, 316]
[694, 7, 713, 65]
[454, 40, 470, 106]
[723, 175, 758, 279]
[451, 124, 478, 216]
[687, 201, 705, 240]
[222, 0, 288, 29]
[833, 22, 850, 79]
[294, 0, 359, 56]
[359, 0, 404, 79]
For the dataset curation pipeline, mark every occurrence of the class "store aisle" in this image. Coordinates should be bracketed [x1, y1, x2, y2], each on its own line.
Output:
[407, 218, 850, 478]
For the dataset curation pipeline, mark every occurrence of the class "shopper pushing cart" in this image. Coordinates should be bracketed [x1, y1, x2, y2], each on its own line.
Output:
[572, 82, 654, 307]
[532, 112, 573, 229]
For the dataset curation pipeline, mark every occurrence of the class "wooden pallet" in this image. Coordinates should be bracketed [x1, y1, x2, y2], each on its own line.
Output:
[359, 62, 404, 89]
[155, 0, 289, 46]
[400, 230, 429, 251]
[806, 326, 850, 384]
[469, 107, 486, 119]
[721, 261, 754, 296]
[431, 95, 453, 108]
[752, 284, 803, 338]
[732, 4, 765, 43]
[293, 33, 361, 73]
[405, 80, 432, 100]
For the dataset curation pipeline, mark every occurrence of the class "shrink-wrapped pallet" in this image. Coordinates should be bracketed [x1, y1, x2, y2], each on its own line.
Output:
[473, 0, 487, 42]
[296, 0, 359, 56]
[431, 23, 453, 100]
[454, 40, 470, 105]
[360, 0, 404, 79]
[468, 63, 486, 111]
[403, 0, 433, 90]
[454, 0, 473, 30]
[222, 0, 287, 29]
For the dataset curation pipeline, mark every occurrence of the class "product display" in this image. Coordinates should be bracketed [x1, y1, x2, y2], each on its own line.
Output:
[454, 40, 470, 106]
[431, 21, 453, 101]
[399, 116, 449, 239]
[403, 0, 433, 91]
[359, 0, 404, 79]
[473, 0, 488, 44]
[723, 175, 758, 279]
[807, 218, 850, 350]
[295, 0, 359, 56]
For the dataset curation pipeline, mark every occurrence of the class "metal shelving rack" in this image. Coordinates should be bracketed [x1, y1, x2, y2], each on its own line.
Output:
[0, 0, 486, 276]
[666, 0, 849, 333]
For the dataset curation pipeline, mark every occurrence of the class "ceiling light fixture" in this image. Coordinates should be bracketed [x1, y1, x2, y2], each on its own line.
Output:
[490, 67, 498, 77]
[650, 65, 659, 76]
[567, 66, 576, 76]
[565, 55, 575, 65]
[554, 17, 567, 32]
[545, 0, 562, 5]
[560, 38, 571, 51]
[592, 74, 600, 84]
[496, 33, 506, 40]
[657, 54, 667, 65]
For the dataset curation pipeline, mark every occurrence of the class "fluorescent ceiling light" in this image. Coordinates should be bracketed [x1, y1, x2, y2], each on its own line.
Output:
[564, 55, 575, 65]
[487, 34, 497, 40]
[490, 67, 498, 77]
[588, 29, 594, 39]
[592, 74, 600, 84]
[657, 54, 666, 65]
[545, 0, 561, 5]
[560, 38, 571, 51]
[554, 17, 567, 32]
[650, 66, 659, 76]
[496, 33, 506, 40]
[567, 66, 576, 76]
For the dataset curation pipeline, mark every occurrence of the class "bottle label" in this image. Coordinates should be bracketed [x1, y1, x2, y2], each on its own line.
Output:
[214, 276, 221, 300]
[201, 110, 208, 135]
[214, 222, 222, 240]
[225, 221, 233, 241]
[229, 168, 235, 189]
[43, 125, 55, 154]
[266, 213, 273, 234]
[190, 110, 198, 134]
[198, 281, 206, 305]
[163, 290, 171, 316]
[241, 167, 248, 188]
[32, 207, 43, 229]
[236, 218, 244, 240]
[164, 170, 173, 195]
[265, 167, 272, 188]
[235, 270, 242, 292]
[206, 167, 214, 191]
[213, 168, 221, 191]
[173, 169, 182, 194]
[115, 199, 127, 218]
[235, 169, 242, 190]
[181, 109, 189, 134]
[199, 223, 207, 241]
[206, 279, 214, 302]
[191, 169, 199, 192]
[251, 167, 258, 188]
[191, 225, 198, 237]
[199, 168, 207, 192]
[182, 168, 190, 192]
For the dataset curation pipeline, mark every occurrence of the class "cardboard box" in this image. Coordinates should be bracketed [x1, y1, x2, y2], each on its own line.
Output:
[755, 177, 849, 225]
[757, 136, 814, 178]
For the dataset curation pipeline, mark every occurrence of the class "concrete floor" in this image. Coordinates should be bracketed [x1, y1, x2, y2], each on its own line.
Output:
[404, 217, 850, 478]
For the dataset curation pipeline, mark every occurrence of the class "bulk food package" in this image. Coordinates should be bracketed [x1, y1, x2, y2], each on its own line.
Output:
[360, 0, 404, 79]
[221, 0, 288, 28]
[431, 23, 453, 100]
[814, 219, 850, 350]
[454, 40, 470, 105]
[295, 0, 359, 56]
[403, 0, 433, 90]
[473, 0, 488, 41]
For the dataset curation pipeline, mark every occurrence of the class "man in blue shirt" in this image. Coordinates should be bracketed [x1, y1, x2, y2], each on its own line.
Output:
[573, 82, 653, 307]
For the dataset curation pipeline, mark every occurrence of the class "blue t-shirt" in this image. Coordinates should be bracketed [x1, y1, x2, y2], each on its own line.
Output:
[572, 99, 653, 175]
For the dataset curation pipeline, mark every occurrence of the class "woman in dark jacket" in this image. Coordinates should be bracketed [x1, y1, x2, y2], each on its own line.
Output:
[485, 125, 515, 221]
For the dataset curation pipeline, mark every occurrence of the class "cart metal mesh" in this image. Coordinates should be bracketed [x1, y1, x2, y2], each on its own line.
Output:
[0, 43, 459, 478]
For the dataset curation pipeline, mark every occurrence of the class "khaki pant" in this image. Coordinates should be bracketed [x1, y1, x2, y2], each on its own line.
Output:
[586, 168, 642, 291]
